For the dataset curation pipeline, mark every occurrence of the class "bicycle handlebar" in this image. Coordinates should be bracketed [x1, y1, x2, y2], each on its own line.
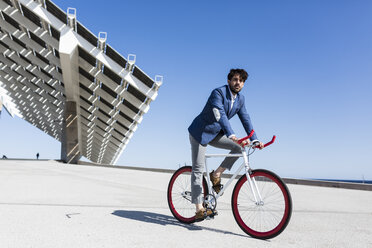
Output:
[237, 130, 276, 149]
[263, 135, 276, 148]
[237, 130, 255, 144]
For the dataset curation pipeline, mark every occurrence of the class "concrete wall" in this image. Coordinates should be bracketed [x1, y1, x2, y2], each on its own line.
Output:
[77, 161, 372, 191]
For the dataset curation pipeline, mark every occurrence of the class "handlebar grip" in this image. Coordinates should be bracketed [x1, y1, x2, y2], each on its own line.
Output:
[263, 135, 276, 148]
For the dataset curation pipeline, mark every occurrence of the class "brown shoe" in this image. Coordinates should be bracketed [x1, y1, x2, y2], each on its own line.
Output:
[210, 170, 222, 194]
[195, 208, 214, 222]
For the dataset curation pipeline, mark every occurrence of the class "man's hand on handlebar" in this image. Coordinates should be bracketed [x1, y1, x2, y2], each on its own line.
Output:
[252, 140, 264, 150]
[231, 135, 265, 149]
[231, 136, 250, 147]
[233, 130, 276, 150]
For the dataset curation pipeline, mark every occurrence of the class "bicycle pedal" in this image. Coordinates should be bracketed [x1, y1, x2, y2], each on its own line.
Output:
[213, 185, 224, 196]
[205, 215, 214, 220]
[215, 191, 224, 197]
[205, 210, 218, 220]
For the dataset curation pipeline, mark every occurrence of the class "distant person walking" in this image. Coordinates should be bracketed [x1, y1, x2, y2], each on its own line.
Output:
[2, 155, 7, 159]
[36, 153, 39, 160]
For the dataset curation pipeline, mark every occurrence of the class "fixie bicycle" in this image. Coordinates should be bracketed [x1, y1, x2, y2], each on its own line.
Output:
[167, 130, 292, 239]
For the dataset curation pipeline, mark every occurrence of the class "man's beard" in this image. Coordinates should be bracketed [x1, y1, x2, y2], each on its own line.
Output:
[229, 85, 241, 94]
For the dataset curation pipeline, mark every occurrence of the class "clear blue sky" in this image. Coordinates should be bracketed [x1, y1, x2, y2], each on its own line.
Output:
[1, 0, 371, 180]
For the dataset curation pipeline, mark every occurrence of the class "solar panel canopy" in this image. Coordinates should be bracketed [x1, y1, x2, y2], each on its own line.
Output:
[0, 0, 162, 164]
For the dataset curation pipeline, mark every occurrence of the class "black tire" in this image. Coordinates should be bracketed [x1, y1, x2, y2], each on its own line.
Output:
[167, 166, 209, 223]
[231, 169, 292, 239]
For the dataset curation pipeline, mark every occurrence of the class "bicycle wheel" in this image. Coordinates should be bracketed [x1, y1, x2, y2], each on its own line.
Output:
[231, 169, 292, 239]
[167, 166, 209, 223]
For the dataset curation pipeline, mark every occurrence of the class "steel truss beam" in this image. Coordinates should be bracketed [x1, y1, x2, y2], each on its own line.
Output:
[0, 0, 162, 164]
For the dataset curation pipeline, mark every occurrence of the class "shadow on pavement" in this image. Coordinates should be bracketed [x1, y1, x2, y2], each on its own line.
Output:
[112, 210, 249, 238]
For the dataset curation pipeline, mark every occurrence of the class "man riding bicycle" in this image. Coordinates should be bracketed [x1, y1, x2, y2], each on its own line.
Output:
[188, 68, 264, 221]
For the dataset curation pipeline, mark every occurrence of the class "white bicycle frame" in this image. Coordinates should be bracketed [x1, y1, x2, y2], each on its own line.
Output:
[204, 146, 264, 205]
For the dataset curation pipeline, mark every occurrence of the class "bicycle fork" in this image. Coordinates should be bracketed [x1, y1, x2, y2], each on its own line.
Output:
[242, 150, 264, 206]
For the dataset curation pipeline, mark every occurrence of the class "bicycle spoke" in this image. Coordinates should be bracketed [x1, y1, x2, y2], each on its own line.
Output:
[168, 166, 209, 223]
[232, 170, 292, 239]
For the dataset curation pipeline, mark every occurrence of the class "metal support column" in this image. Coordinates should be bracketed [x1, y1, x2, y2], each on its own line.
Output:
[59, 10, 81, 163]
[61, 101, 81, 163]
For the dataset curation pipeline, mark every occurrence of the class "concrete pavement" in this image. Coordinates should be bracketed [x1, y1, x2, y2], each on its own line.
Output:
[0, 160, 371, 248]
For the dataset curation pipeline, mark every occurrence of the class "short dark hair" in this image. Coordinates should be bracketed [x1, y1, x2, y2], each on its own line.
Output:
[227, 69, 249, 82]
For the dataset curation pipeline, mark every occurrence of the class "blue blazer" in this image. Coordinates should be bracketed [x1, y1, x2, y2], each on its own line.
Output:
[188, 85, 258, 145]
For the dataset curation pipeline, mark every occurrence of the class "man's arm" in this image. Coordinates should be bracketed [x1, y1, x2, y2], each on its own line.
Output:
[237, 99, 258, 141]
[209, 89, 235, 138]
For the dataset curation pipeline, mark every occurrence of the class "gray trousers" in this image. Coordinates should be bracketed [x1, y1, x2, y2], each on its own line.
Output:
[189, 133, 241, 204]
